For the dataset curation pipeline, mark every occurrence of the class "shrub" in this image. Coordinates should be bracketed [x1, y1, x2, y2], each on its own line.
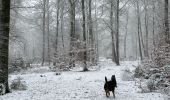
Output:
[122, 68, 134, 81]
[134, 66, 144, 78]
[147, 79, 155, 92]
[10, 77, 27, 91]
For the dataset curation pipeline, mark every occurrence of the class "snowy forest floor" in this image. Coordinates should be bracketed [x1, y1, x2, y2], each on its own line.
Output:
[0, 58, 168, 100]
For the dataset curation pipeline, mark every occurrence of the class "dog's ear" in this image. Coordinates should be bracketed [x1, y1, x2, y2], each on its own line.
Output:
[105, 76, 107, 82]
[111, 75, 116, 81]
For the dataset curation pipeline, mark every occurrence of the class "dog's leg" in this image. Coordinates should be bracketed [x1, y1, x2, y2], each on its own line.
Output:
[108, 92, 110, 96]
[105, 91, 109, 97]
[112, 91, 115, 98]
[105, 91, 108, 97]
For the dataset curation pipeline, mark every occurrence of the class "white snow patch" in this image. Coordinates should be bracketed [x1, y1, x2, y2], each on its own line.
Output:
[0, 59, 168, 100]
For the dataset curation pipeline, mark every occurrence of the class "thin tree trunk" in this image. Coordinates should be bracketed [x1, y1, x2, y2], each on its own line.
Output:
[42, 0, 46, 66]
[47, 0, 50, 65]
[164, 0, 169, 43]
[124, 10, 129, 59]
[139, 15, 145, 56]
[137, 1, 143, 60]
[82, 0, 88, 71]
[60, 1, 65, 49]
[95, 0, 99, 63]
[69, 0, 76, 68]
[56, 0, 60, 52]
[144, 0, 149, 57]
[115, 0, 120, 65]
[110, 0, 116, 62]
[152, 0, 155, 47]
[0, 0, 11, 93]
[88, 0, 95, 65]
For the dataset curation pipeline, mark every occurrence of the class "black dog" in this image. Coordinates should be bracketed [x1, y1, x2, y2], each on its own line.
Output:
[104, 75, 117, 98]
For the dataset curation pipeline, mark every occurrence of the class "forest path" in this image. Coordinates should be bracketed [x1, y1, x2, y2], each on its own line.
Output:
[0, 58, 167, 100]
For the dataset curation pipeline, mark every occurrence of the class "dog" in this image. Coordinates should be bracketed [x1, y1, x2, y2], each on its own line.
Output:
[104, 75, 117, 98]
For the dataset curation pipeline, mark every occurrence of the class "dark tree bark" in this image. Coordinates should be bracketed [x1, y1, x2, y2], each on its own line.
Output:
[47, 0, 50, 65]
[110, 0, 116, 62]
[164, 0, 169, 43]
[0, 0, 11, 94]
[60, 1, 65, 49]
[94, 0, 99, 63]
[124, 10, 129, 59]
[56, 0, 60, 52]
[82, 0, 88, 71]
[144, 0, 149, 57]
[115, 0, 120, 65]
[152, 0, 155, 47]
[42, 0, 46, 66]
[137, 1, 143, 60]
[88, 0, 96, 65]
[69, 0, 76, 68]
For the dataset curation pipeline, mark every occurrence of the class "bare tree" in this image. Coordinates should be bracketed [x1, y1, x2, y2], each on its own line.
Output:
[55, 0, 60, 52]
[164, 0, 169, 43]
[136, 1, 143, 60]
[82, 0, 88, 71]
[110, 0, 117, 63]
[0, 0, 11, 94]
[124, 10, 129, 59]
[115, 0, 120, 65]
[152, 0, 156, 47]
[47, 0, 50, 65]
[60, 0, 65, 49]
[42, 0, 46, 66]
[69, 0, 76, 68]
[88, 0, 96, 65]
[144, 0, 149, 57]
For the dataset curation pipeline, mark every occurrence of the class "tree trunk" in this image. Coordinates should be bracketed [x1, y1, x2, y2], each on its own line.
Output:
[88, 0, 95, 65]
[164, 0, 169, 43]
[124, 10, 129, 59]
[152, 0, 155, 47]
[144, 0, 149, 58]
[95, 0, 99, 63]
[69, 0, 76, 68]
[137, 1, 143, 60]
[56, 0, 60, 52]
[115, 0, 120, 65]
[47, 0, 50, 65]
[0, 0, 11, 94]
[82, 0, 88, 71]
[110, 0, 116, 62]
[42, 0, 46, 66]
[60, 1, 65, 49]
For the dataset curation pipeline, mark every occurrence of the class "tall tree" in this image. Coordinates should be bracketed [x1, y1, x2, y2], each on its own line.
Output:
[124, 10, 129, 59]
[55, 0, 60, 52]
[82, 0, 88, 71]
[42, 0, 46, 66]
[115, 0, 120, 65]
[0, 0, 11, 94]
[88, 0, 96, 65]
[47, 0, 50, 65]
[152, 0, 155, 47]
[110, 0, 117, 63]
[94, 0, 99, 63]
[144, 0, 149, 57]
[69, 0, 76, 68]
[164, 0, 169, 43]
[60, 0, 65, 49]
[136, 1, 143, 60]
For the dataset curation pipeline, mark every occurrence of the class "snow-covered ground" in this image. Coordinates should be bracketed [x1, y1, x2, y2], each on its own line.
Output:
[0, 58, 168, 100]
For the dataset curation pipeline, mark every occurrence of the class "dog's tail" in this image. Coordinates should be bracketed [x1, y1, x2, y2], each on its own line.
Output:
[105, 76, 107, 82]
